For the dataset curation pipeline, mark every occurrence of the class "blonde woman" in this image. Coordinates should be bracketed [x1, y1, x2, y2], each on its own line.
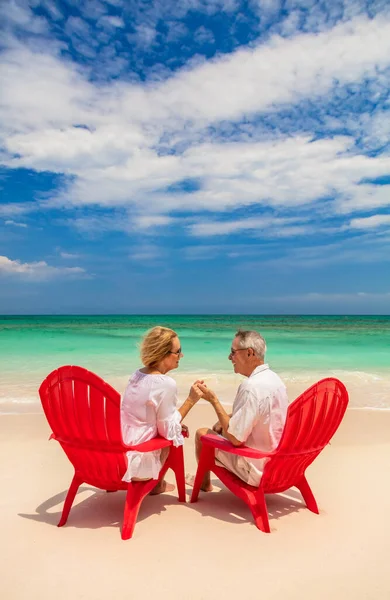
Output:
[121, 326, 202, 494]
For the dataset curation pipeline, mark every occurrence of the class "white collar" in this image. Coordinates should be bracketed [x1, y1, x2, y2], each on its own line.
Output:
[249, 364, 269, 377]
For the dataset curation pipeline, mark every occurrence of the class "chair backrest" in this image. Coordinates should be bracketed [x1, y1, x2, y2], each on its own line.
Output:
[39, 366, 127, 488]
[261, 377, 349, 493]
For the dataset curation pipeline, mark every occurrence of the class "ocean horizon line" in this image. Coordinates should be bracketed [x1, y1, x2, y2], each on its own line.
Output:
[2, 313, 390, 318]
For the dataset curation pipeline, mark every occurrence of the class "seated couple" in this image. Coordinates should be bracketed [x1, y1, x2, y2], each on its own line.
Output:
[121, 326, 288, 494]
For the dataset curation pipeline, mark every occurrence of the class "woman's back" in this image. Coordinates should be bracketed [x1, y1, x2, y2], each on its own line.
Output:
[121, 370, 178, 446]
[119, 326, 201, 484]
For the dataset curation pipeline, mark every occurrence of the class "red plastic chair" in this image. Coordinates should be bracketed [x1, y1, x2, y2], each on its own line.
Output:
[191, 377, 348, 532]
[39, 365, 186, 539]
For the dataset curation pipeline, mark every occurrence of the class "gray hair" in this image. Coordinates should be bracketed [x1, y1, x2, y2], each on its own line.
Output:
[235, 329, 267, 360]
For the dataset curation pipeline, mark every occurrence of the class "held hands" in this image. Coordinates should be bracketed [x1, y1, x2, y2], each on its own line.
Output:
[189, 381, 204, 403]
[188, 379, 218, 404]
[196, 381, 217, 404]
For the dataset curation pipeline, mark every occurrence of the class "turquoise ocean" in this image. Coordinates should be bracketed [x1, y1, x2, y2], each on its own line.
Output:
[1, 315, 389, 412]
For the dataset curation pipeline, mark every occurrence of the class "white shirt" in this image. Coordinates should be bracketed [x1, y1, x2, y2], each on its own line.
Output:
[120, 370, 184, 482]
[226, 364, 288, 485]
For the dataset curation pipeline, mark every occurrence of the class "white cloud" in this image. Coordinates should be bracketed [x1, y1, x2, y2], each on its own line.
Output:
[363, 110, 390, 151]
[338, 184, 390, 213]
[150, 15, 390, 124]
[99, 15, 125, 29]
[59, 251, 80, 259]
[7, 133, 390, 221]
[1, 12, 390, 237]
[5, 124, 148, 172]
[0, 45, 95, 133]
[3, 15, 390, 135]
[348, 214, 390, 230]
[285, 291, 390, 302]
[4, 219, 28, 228]
[131, 24, 157, 48]
[64, 16, 99, 58]
[79, 0, 107, 21]
[0, 0, 48, 34]
[184, 245, 222, 260]
[68, 214, 130, 235]
[255, 0, 280, 15]
[166, 21, 189, 42]
[189, 215, 306, 236]
[134, 215, 174, 229]
[65, 16, 92, 39]
[67, 211, 176, 238]
[242, 230, 390, 270]
[183, 243, 250, 260]
[40, 1, 64, 22]
[194, 26, 215, 45]
[249, 288, 390, 313]
[128, 243, 165, 262]
[0, 203, 36, 217]
[0, 255, 86, 280]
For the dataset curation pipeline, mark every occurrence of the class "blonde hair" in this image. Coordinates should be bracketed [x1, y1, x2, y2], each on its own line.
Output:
[140, 326, 178, 367]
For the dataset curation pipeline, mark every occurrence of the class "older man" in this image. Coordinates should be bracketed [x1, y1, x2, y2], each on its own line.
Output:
[194, 329, 288, 491]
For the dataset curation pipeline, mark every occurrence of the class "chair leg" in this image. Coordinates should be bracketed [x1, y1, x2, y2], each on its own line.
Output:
[190, 446, 213, 503]
[171, 447, 186, 503]
[122, 483, 146, 540]
[296, 475, 319, 514]
[251, 490, 270, 533]
[58, 474, 83, 527]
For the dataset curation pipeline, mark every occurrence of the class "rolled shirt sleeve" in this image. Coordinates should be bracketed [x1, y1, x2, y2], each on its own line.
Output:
[228, 389, 263, 443]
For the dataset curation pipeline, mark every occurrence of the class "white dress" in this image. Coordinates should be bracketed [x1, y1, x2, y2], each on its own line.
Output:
[120, 370, 184, 482]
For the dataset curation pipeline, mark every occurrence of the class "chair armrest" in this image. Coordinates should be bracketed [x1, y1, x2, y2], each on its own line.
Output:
[201, 433, 274, 459]
[127, 437, 173, 452]
[50, 433, 174, 453]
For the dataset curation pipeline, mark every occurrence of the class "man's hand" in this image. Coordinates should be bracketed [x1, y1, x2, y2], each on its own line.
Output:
[197, 382, 217, 404]
[212, 420, 223, 434]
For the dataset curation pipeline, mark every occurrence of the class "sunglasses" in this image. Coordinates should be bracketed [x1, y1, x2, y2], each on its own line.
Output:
[169, 347, 182, 355]
[229, 347, 249, 355]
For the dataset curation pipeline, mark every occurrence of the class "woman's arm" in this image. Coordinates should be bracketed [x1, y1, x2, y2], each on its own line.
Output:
[178, 384, 203, 420]
[155, 380, 202, 442]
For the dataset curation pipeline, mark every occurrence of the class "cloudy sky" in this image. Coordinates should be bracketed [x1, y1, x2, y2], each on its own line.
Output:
[1, 0, 390, 314]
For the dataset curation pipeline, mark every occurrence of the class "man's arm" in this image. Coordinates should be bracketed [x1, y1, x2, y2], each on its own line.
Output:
[212, 414, 231, 433]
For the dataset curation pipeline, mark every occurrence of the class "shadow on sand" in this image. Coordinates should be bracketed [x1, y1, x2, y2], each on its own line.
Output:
[18, 480, 307, 534]
[189, 483, 307, 531]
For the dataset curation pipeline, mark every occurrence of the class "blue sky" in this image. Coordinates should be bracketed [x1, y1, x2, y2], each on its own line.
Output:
[1, 0, 390, 314]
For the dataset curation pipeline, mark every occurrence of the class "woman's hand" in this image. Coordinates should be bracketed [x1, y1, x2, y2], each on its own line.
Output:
[197, 382, 217, 404]
[189, 382, 203, 403]
[212, 420, 223, 434]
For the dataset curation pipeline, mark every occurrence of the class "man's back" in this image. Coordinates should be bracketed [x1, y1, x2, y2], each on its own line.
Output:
[194, 329, 288, 491]
[227, 364, 288, 485]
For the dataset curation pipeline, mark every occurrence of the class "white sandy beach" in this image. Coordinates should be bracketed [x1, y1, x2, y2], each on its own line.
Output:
[1, 405, 390, 600]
